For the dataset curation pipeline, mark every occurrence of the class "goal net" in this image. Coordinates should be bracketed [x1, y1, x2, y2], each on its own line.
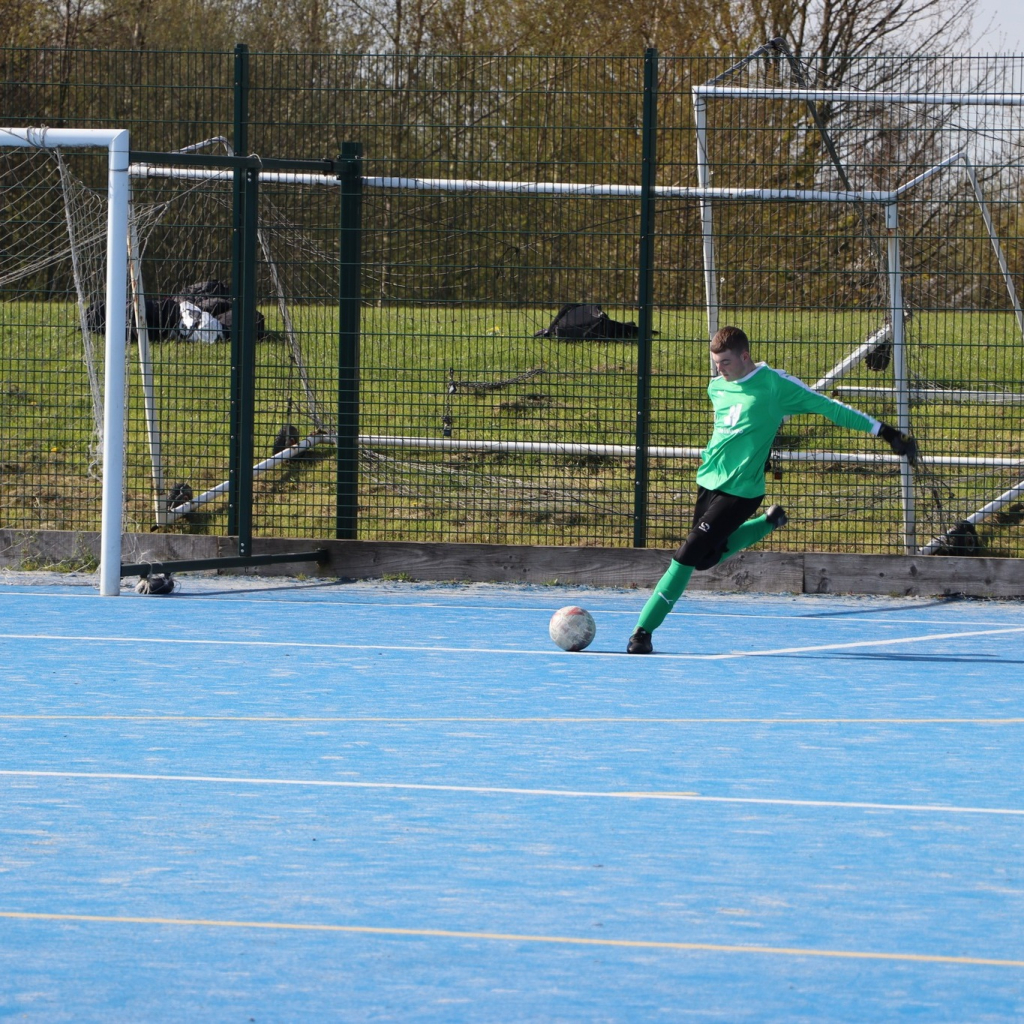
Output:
[691, 46, 1024, 557]
[0, 127, 129, 594]
[124, 141, 339, 538]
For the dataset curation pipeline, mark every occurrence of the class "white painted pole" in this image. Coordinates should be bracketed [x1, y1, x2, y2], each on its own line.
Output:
[99, 131, 131, 595]
[811, 320, 896, 393]
[960, 154, 1024, 341]
[885, 201, 916, 554]
[0, 128, 131, 595]
[833, 386, 1024, 404]
[163, 430, 1021, 523]
[694, 86, 1024, 106]
[127, 193, 168, 527]
[918, 476, 1024, 554]
[131, 163, 885, 203]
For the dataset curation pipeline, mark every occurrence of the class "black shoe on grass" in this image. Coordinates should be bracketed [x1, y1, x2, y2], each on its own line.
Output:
[627, 627, 653, 654]
[765, 504, 788, 528]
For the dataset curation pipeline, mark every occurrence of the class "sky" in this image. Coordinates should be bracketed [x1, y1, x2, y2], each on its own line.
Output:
[970, 0, 1024, 52]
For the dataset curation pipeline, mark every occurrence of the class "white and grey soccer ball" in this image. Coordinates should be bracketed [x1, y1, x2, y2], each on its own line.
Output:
[549, 605, 596, 652]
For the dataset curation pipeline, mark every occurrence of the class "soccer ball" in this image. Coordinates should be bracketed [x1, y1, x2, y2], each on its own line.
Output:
[549, 606, 596, 652]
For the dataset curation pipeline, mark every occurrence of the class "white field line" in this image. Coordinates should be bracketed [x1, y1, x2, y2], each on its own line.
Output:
[1, 590, 1020, 632]
[2, 768, 1023, 817]
[1, 625, 1024, 660]
[3, 715, 1024, 724]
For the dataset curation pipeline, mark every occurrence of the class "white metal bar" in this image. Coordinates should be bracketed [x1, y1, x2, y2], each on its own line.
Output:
[2, 126, 131, 594]
[126, 195, 167, 527]
[918, 476, 1024, 555]
[902, 454, 1024, 468]
[361, 435, 707, 459]
[100, 134, 131, 596]
[891, 151, 968, 198]
[361, 436, 1020, 468]
[693, 86, 1024, 106]
[370, 179, 891, 202]
[811, 321, 895, 392]
[165, 434, 331, 519]
[165, 430, 1024, 524]
[130, 163, 888, 204]
[960, 154, 1024, 340]
[0, 127, 127, 148]
[885, 201, 916, 553]
[835, 387, 1024, 405]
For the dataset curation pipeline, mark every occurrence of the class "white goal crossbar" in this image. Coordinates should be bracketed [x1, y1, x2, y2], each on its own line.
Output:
[0, 127, 130, 596]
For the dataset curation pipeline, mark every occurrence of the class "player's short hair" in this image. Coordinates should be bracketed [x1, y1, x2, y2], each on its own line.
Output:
[710, 325, 750, 355]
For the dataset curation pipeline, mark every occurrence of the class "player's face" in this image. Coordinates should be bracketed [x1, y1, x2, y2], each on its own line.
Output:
[711, 347, 753, 381]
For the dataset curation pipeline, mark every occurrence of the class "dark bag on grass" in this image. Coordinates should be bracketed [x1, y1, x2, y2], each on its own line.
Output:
[534, 303, 639, 342]
[217, 307, 266, 340]
[145, 296, 182, 338]
[865, 338, 892, 372]
[84, 296, 181, 342]
[935, 520, 982, 556]
[179, 279, 230, 300]
[197, 296, 232, 318]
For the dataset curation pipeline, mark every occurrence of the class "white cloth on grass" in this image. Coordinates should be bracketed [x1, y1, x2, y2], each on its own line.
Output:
[177, 300, 223, 344]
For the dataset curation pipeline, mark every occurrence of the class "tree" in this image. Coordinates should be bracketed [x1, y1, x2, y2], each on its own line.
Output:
[732, 0, 980, 82]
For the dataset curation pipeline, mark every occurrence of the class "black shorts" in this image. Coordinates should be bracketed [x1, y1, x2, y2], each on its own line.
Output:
[673, 486, 764, 570]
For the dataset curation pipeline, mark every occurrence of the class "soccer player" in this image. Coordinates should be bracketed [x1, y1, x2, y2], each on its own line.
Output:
[626, 325, 917, 654]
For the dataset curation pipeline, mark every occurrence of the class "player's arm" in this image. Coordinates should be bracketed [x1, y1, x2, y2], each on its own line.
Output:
[774, 370, 918, 464]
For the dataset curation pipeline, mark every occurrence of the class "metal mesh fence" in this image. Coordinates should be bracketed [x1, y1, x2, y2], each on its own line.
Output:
[2, 47, 1023, 557]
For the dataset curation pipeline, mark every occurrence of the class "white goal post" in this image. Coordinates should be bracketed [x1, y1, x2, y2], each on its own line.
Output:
[0, 127, 130, 596]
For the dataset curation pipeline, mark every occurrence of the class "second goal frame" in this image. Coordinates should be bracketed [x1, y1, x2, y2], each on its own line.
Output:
[693, 74, 1024, 554]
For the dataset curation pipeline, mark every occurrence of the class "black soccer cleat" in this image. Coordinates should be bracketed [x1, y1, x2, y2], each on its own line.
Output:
[765, 504, 788, 529]
[627, 627, 653, 654]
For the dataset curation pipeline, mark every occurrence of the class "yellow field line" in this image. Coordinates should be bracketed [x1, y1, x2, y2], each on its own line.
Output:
[2, 911, 1021, 968]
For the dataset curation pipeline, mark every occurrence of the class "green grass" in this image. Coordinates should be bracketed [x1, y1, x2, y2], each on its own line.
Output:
[18, 552, 100, 573]
[3, 301, 1024, 557]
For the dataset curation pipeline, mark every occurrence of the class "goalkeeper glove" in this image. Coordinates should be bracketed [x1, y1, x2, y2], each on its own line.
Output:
[878, 423, 918, 465]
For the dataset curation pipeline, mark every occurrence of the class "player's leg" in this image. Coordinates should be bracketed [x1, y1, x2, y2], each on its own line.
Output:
[626, 492, 714, 653]
[716, 504, 788, 563]
[627, 559, 693, 652]
[627, 489, 760, 653]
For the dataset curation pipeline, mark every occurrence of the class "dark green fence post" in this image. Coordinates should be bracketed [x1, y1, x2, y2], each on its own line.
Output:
[228, 41, 249, 540]
[633, 48, 658, 548]
[336, 141, 363, 539]
[235, 163, 259, 556]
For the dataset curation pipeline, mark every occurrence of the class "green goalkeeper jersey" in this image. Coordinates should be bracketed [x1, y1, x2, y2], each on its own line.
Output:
[697, 362, 881, 498]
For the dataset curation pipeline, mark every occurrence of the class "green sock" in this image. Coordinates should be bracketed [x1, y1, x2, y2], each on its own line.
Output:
[718, 513, 776, 563]
[635, 559, 693, 633]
